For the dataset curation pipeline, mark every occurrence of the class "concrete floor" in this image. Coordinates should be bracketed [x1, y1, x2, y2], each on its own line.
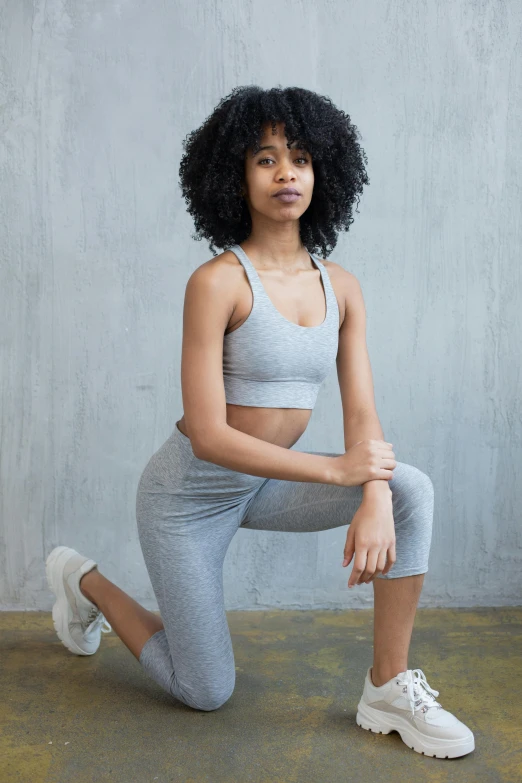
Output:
[1, 607, 521, 783]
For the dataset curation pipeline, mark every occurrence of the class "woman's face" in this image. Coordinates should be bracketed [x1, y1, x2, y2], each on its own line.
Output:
[242, 121, 314, 222]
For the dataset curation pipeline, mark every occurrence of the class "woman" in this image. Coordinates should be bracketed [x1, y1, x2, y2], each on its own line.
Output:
[46, 86, 474, 759]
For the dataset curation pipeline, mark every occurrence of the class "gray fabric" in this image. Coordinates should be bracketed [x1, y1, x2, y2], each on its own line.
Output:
[222, 245, 340, 408]
[136, 423, 434, 711]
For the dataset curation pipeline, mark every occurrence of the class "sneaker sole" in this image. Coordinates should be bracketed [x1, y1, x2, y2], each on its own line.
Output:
[45, 545, 97, 656]
[356, 700, 475, 758]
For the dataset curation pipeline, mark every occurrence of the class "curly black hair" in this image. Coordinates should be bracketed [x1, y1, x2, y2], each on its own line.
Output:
[178, 85, 370, 258]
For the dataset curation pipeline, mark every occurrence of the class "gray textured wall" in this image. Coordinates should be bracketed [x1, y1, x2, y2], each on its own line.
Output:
[1, 1, 521, 611]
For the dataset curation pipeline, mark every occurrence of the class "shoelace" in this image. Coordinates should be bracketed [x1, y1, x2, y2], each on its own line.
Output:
[85, 605, 112, 635]
[401, 668, 441, 716]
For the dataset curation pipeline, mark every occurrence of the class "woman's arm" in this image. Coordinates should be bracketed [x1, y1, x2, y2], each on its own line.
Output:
[197, 423, 335, 484]
[180, 260, 337, 484]
[343, 410, 392, 501]
[335, 267, 392, 500]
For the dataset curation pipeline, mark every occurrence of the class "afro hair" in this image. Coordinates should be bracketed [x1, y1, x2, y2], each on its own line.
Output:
[178, 85, 370, 258]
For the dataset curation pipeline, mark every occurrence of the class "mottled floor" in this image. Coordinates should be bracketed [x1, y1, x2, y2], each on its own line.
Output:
[1, 607, 521, 783]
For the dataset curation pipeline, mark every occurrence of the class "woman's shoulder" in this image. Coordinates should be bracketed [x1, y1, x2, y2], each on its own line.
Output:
[317, 258, 360, 329]
[184, 251, 246, 322]
[192, 248, 244, 279]
[317, 257, 359, 290]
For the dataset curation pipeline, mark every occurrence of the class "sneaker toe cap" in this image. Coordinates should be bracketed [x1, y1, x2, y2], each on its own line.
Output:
[420, 708, 474, 740]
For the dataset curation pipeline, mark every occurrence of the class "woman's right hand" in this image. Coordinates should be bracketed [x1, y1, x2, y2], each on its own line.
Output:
[329, 439, 396, 487]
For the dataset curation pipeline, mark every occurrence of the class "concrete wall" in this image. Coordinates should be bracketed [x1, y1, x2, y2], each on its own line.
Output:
[1, 1, 521, 610]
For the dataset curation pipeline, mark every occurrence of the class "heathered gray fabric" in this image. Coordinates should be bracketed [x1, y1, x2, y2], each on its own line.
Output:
[136, 422, 434, 711]
[222, 244, 340, 408]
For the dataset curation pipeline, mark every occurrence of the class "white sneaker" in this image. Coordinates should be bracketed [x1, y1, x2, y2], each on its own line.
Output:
[45, 545, 112, 656]
[356, 666, 475, 758]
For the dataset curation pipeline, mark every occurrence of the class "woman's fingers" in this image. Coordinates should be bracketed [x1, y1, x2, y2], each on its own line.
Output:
[342, 528, 355, 567]
[358, 547, 380, 584]
[363, 549, 387, 583]
[346, 539, 397, 587]
[381, 541, 397, 576]
[348, 546, 368, 588]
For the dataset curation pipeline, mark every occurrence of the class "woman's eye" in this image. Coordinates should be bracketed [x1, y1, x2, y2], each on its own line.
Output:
[259, 157, 309, 165]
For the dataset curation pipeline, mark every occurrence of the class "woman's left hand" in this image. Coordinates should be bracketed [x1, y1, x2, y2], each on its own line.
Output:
[342, 497, 396, 587]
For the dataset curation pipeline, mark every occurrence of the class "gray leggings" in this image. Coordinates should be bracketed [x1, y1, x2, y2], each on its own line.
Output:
[135, 423, 434, 711]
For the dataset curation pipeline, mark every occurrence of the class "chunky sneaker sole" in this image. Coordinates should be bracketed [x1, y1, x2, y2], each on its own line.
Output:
[356, 700, 475, 758]
[46, 545, 111, 656]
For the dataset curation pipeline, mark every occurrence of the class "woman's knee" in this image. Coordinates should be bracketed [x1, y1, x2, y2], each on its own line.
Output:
[181, 683, 235, 712]
[389, 462, 434, 522]
[390, 462, 433, 500]
[174, 674, 236, 712]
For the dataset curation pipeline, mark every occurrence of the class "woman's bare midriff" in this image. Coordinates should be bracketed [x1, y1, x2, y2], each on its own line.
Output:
[176, 406, 311, 451]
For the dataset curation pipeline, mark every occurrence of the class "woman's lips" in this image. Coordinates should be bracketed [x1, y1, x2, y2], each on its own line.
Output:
[273, 193, 301, 202]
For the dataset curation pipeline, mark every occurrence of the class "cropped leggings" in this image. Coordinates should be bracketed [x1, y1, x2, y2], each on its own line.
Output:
[135, 422, 434, 712]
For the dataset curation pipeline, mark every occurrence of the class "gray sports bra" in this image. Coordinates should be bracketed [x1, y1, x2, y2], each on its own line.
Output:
[222, 244, 339, 409]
